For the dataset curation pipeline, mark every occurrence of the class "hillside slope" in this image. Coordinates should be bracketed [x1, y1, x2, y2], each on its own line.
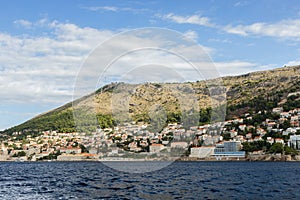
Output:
[2, 65, 300, 135]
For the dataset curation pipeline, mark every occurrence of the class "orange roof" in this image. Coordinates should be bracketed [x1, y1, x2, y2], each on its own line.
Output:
[150, 144, 163, 146]
[81, 153, 96, 156]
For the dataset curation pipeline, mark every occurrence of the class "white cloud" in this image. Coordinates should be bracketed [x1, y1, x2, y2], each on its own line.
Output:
[87, 6, 119, 12]
[161, 13, 215, 27]
[233, 1, 248, 7]
[208, 38, 232, 43]
[14, 19, 32, 28]
[0, 20, 114, 104]
[224, 19, 300, 40]
[215, 61, 257, 76]
[214, 61, 276, 76]
[160, 12, 300, 41]
[285, 60, 300, 66]
[183, 30, 198, 41]
[84, 6, 148, 13]
[214, 61, 256, 76]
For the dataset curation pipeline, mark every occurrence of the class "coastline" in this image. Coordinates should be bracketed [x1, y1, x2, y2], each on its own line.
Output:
[1, 154, 300, 162]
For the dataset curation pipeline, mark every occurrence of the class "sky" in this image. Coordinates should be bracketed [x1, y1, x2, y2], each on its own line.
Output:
[0, 0, 300, 130]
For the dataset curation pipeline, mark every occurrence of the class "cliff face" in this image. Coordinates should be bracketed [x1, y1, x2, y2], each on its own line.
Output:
[2, 65, 300, 134]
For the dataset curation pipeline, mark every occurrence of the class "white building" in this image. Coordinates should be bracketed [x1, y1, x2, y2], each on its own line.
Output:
[60, 147, 82, 154]
[288, 135, 300, 149]
[170, 142, 188, 149]
[190, 147, 215, 158]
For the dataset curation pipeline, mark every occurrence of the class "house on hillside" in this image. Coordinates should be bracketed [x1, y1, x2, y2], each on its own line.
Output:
[149, 144, 164, 153]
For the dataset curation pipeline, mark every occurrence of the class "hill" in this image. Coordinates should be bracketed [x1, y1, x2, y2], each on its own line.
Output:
[2, 65, 300, 135]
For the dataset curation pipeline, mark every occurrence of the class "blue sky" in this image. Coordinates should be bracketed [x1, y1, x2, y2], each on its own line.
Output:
[0, 0, 300, 130]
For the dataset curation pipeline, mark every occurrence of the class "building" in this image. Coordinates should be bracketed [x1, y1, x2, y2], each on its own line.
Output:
[149, 144, 164, 153]
[266, 137, 274, 144]
[220, 141, 242, 152]
[60, 147, 82, 154]
[213, 141, 245, 158]
[230, 130, 238, 138]
[239, 124, 246, 131]
[275, 138, 284, 144]
[170, 142, 188, 149]
[0, 143, 8, 156]
[190, 147, 215, 158]
[288, 135, 300, 150]
[272, 107, 283, 114]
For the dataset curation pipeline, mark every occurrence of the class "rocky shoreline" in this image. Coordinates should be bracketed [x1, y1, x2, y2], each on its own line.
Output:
[245, 154, 300, 161]
[177, 154, 300, 162]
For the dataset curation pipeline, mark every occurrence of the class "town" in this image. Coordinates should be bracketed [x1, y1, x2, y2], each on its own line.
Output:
[1, 98, 300, 162]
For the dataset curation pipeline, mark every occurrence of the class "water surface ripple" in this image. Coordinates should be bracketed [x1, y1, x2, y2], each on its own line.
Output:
[0, 161, 299, 199]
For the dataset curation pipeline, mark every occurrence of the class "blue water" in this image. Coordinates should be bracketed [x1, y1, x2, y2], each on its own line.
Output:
[0, 161, 300, 199]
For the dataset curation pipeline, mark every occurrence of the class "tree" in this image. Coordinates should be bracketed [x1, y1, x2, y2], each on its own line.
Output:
[281, 120, 291, 130]
[221, 132, 231, 141]
[79, 144, 89, 153]
[269, 143, 284, 154]
[12, 151, 26, 157]
[284, 145, 298, 155]
[242, 141, 267, 152]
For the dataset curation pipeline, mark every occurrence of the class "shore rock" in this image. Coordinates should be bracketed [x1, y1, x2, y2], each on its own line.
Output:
[294, 155, 300, 161]
[285, 155, 292, 161]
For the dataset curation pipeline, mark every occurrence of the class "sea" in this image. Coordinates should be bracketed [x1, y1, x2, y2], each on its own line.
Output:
[0, 161, 300, 200]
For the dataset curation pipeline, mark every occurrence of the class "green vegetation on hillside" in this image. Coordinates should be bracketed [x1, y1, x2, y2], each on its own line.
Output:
[3, 109, 118, 135]
[283, 94, 300, 111]
[3, 110, 76, 135]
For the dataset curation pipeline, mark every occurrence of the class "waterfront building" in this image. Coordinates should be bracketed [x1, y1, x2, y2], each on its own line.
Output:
[213, 141, 245, 158]
[190, 147, 215, 158]
[288, 135, 300, 150]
